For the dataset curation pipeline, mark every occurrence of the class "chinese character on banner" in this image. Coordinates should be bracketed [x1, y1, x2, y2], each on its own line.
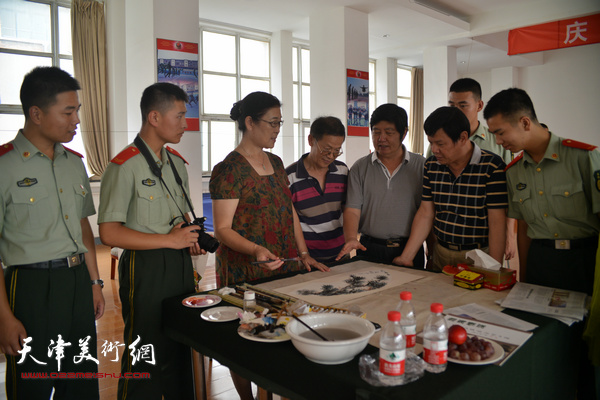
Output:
[128, 336, 156, 366]
[16, 337, 47, 365]
[101, 340, 126, 362]
[74, 336, 99, 365]
[48, 335, 71, 372]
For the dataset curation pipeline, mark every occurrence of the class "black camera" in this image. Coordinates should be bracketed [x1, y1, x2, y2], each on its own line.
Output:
[182, 217, 220, 253]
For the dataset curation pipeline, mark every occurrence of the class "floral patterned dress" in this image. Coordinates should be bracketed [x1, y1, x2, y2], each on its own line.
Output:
[209, 151, 302, 287]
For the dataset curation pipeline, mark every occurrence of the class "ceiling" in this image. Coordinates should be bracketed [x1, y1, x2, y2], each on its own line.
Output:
[198, 0, 600, 74]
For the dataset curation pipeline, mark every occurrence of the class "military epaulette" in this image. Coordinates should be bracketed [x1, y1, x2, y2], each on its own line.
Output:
[110, 146, 141, 165]
[64, 146, 84, 158]
[504, 152, 523, 171]
[562, 139, 597, 151]
[0, 143, 14, 157]
[166, 146, 188, 164]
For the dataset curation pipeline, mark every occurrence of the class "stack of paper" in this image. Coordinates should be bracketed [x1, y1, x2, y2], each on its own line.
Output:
[499, 282, 589, 326]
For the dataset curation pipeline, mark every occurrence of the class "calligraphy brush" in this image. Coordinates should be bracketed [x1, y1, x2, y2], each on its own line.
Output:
[292, 314, 330, 341]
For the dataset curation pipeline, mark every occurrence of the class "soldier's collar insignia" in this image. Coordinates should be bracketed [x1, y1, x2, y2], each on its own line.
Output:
[17, 177, 38, 187]
[516, 183, 527, 191]
[142, 178, 156, 187]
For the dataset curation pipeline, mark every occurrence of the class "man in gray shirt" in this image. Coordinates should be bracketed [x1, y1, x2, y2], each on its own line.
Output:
[336, 104, 426, 267]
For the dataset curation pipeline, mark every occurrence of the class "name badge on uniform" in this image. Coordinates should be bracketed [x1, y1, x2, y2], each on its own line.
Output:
[516, 183, 527, 191]
[17, 177, 38, 187]
[142, 178, 156, 187]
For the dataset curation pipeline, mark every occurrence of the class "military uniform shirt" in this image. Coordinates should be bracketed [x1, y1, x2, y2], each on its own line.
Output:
[427, 122, 513, 164]
[98, 137, 191, 234]
[0, 130, 95, 266]
[506, 132, 600, 239]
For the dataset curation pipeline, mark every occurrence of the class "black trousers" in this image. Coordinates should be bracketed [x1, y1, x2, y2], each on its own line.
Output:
[117, 248, 195, 400]
[358, 236, 425, 269]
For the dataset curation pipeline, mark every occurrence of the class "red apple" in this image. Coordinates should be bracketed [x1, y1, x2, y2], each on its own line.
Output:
[448, 325, 468, 345]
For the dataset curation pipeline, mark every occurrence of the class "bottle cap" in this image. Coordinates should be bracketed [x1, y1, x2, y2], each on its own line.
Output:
[387, 310, 401, 322]
[400, 291, 412, 301]
[244, 291, 255, 300]
[430, 303, 443, 313]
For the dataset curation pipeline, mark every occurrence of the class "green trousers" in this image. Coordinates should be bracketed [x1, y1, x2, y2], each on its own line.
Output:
[4, 263, 99, 400]
[117, 248, 195, 400]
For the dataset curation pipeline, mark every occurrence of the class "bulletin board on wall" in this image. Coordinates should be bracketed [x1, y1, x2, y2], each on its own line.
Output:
[346, 69, 369, 137]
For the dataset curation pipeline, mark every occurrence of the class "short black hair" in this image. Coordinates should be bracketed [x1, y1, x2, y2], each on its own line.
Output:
[140, 82, 188, 123]
[424, 106, 470, 143]
[310, 116, 346, 141]
[483, 88, 538, 125]
[449, 78, 482, 100]
[230, 92, 281, 133]
[20, 67, 80, 121]
[370, 103, 408, 134]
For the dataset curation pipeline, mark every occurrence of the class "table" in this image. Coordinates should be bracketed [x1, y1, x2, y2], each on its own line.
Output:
[163, 260, 582, 400]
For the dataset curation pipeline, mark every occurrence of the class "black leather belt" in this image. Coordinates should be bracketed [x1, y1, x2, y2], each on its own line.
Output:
[13, 254, 85, 269]
[438, 241, 488, 251]
[361, 235, 408, 248]
[533, 237, 598, 250]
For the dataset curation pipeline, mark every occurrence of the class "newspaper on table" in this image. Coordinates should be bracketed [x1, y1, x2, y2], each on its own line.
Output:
[444, 314, 533, 366]
[499, 282, 589, 325]
[445, 303, 538, 331]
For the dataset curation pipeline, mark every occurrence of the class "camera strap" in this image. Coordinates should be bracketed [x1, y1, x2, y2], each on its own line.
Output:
[133, 135, 197, 224]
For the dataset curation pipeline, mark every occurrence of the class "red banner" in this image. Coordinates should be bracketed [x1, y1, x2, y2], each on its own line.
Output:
[508, 13, 600, 55]
[346, 69, 370, 137]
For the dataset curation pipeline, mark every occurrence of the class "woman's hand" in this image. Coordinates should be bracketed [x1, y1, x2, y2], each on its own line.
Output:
[253, 245, 284, 271]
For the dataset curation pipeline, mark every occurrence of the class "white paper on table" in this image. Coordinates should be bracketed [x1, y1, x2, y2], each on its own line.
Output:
[445, 303, 538, 331]
[499, 282, 588, 322]
[274, 266, 421, 307]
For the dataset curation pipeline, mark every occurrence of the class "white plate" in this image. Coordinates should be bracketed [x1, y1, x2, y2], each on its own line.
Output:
[237, 326, 291, 343]
[448, 337, 505, 365]
[182, 294, 222, 308]
[201, 306, 242, 322]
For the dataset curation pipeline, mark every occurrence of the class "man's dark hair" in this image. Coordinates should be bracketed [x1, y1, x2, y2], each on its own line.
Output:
[449, 78, 482, 100]
[310, 116, 346, 141]
[20, 66, 81, 121]
[230, 91, 281, 133]
[424, 106, 470, 143]
[483, 88, 538, 125]
[370, 103, 408, 134]
[140, 82, 189, 122]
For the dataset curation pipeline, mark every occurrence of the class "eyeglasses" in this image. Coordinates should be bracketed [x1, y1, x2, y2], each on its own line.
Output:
[259, 119, 284, 128]
[315, 141, 343, 158]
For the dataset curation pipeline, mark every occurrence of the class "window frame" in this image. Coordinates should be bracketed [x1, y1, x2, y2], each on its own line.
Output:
[292, 44, 310, 160]
[199, 27, 271, 175]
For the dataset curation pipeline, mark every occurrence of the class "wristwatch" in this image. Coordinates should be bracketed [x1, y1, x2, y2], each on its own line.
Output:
[91, 279, 104, 289]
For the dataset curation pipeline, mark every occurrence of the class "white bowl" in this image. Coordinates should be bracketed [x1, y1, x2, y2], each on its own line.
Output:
[285, 313, 375, 365]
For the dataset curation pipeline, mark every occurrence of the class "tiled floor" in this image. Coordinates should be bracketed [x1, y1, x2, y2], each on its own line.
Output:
[0, 245, 265, 400]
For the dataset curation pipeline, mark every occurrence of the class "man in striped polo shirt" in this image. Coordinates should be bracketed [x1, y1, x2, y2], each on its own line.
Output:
[394, 106, 508, 271]
[287, 116, 348, 264]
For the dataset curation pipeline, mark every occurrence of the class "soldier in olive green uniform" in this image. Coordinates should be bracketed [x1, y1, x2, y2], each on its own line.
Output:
[0, 67, 104, 399]
[485, 87, 599, 400]
[98, 83, 203, 400]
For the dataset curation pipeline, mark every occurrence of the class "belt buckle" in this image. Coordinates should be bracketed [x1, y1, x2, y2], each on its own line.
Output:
[386, 240, 400, 248]
[555, 240, 570, 250]
[448, 244, 459, 251]
[67, 255, 80, 267]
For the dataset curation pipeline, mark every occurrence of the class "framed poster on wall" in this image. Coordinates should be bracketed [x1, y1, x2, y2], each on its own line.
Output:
[157, 38, 199, 131]
[346, 69, 369, 137]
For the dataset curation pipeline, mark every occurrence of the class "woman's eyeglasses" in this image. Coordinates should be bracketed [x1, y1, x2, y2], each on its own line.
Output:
[260, 119, 284, 128]
[315, 141, 343, 157]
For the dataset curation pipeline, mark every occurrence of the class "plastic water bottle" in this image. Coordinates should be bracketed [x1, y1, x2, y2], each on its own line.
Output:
[243, 291, 256, 313]
[379, 311, 406, 384]
[422, 303, 448, 373]
[395, 291, 417, 352]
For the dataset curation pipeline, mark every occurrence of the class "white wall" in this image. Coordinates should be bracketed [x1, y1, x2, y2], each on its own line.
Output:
[462, 43, 600, 147]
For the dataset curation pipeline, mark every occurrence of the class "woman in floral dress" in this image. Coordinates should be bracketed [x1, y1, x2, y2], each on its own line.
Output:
[210, 91, 328, 287]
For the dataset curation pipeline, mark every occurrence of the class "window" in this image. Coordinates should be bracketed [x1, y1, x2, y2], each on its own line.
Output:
[292, 45, 310, 160]
[0, 1, 87, 172]
[397, 65, 412, 149]
[369, 60, 375, 153]
[200, 29, 270, 174]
